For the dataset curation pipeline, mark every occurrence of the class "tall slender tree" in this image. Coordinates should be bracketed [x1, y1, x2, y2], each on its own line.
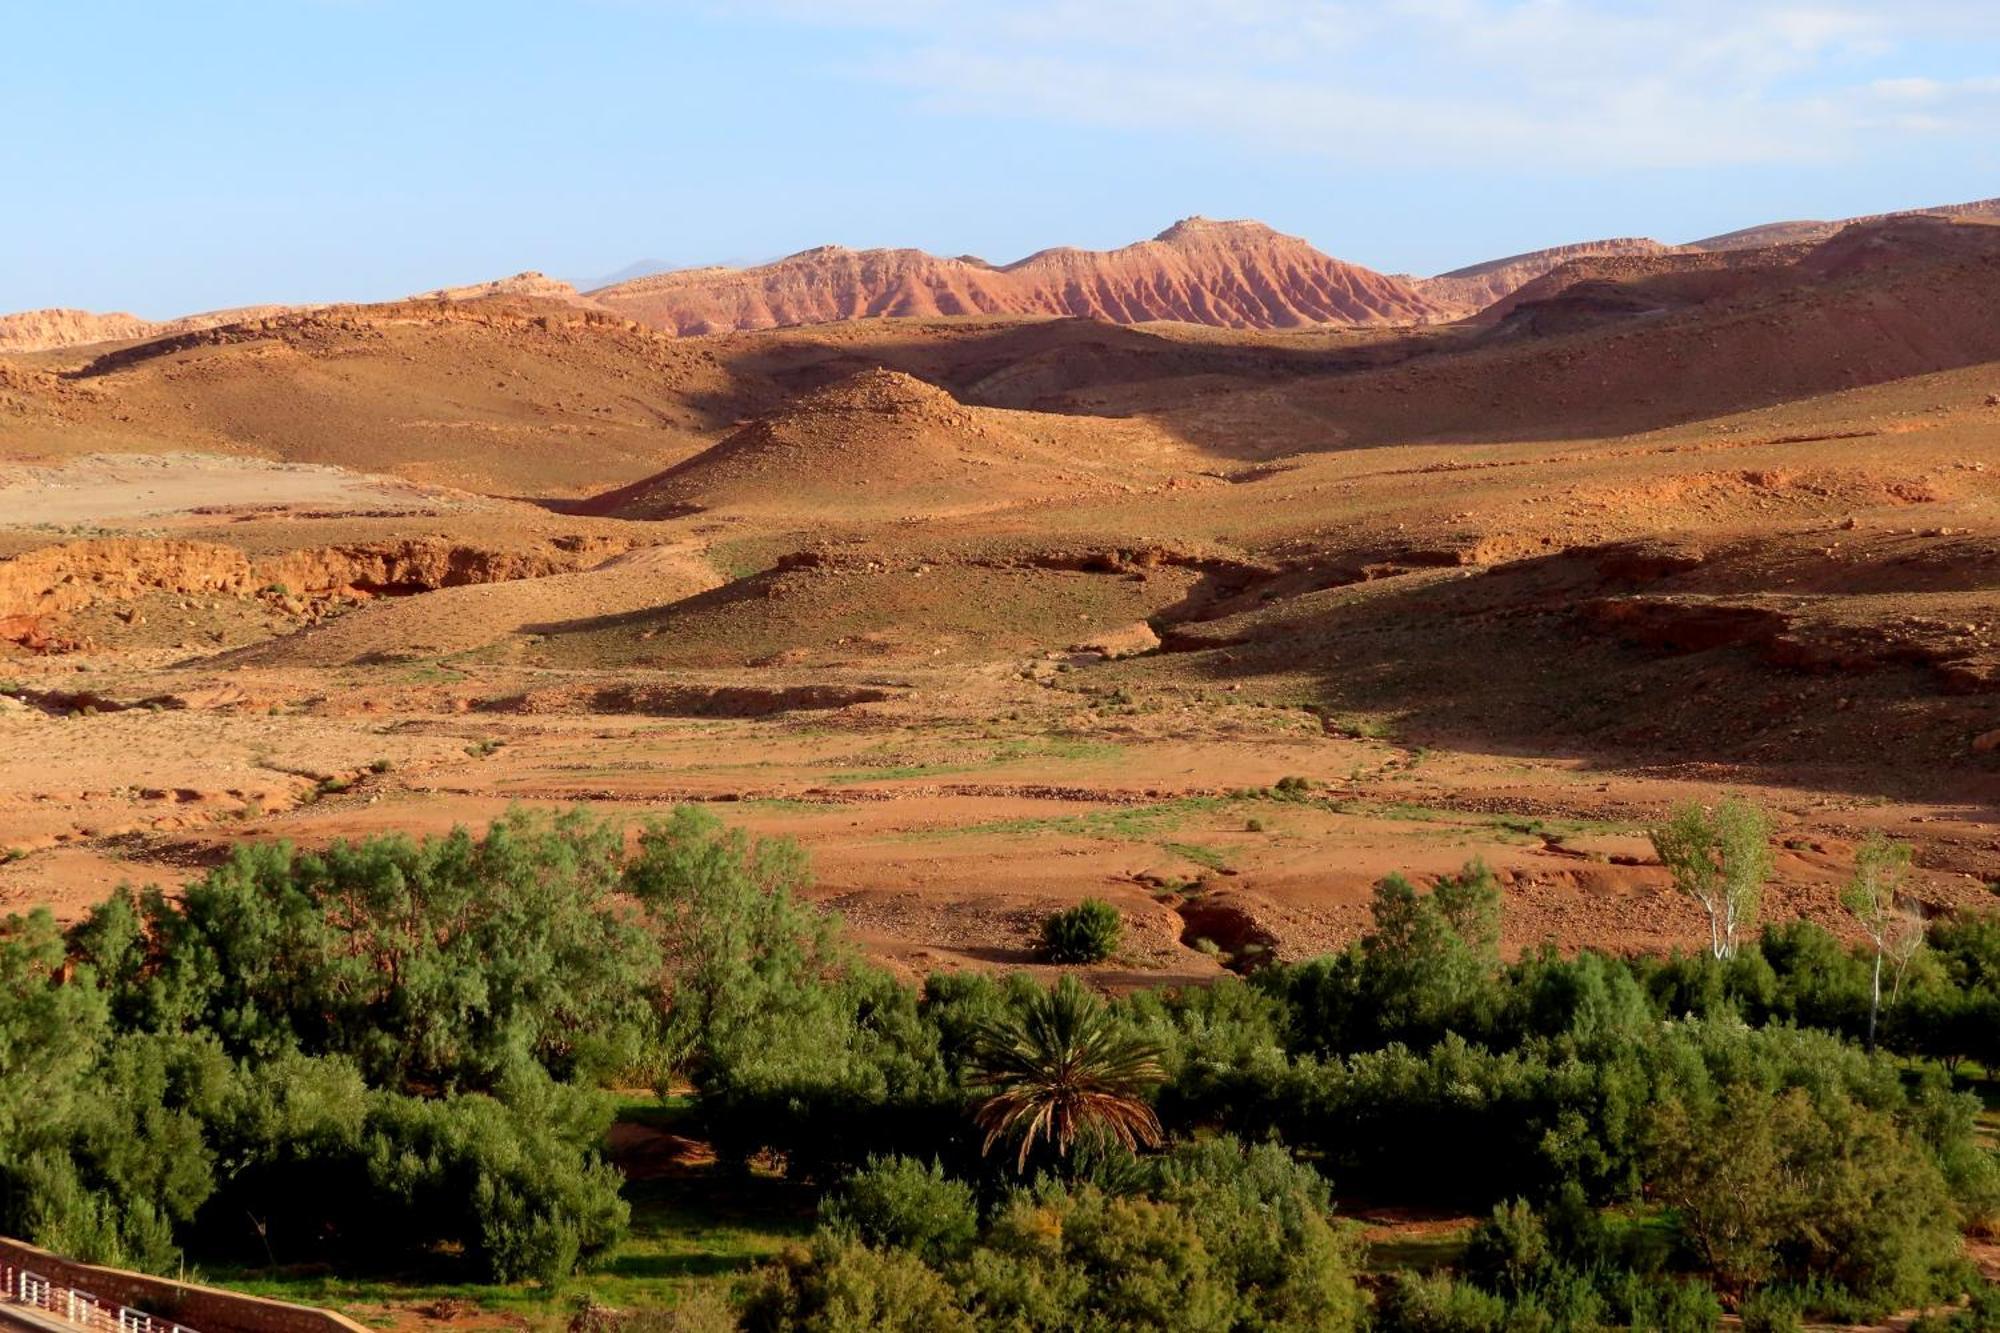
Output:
[1842, 832, 1918, 1051]
[1651, 797, 1774, 960]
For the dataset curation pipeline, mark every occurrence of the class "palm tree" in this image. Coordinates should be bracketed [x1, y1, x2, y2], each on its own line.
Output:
[970, 975, 1165, 1171]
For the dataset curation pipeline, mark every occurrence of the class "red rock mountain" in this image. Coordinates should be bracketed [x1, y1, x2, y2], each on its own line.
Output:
[585, 218, 1447, 333]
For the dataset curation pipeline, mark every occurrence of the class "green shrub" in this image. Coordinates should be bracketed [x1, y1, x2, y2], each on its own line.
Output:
[1038, 899, 1122, 964]
[1645, 1079, 1959, 1303]
[820, 1157, 977, 1265]
[1148, 1137, 1364, 1329]
[1910, 1279, 2000, 1333]
[743, 1234, 973, 1332]
[1461, 1197, 1548, 1295]
[962, 1187, 1236, 1331]
[1737, 1289, 1803, 1333]
[1374, 1272, 1508, 1333]
[1609, 1275, 1721, 1333]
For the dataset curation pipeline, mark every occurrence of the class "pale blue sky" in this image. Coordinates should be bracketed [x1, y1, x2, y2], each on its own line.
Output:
[5, 0, 1998, 317]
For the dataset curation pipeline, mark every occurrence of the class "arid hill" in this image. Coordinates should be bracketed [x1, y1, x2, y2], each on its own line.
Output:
[7, 197, 2000, 987]
[1411, 238, 1688, 318]
[1465, 244, 1816, 331]
[1251, 215, 2000, 445]
[0, 298, 771, 494]
[586, 218, 1446, 334]
[413, 270, 604, 306]
[1412, 195, 2000, 318]
[0, 303, 305, 354]
[583, 367, 1195, 519]
[1688, 194, 2000, 252]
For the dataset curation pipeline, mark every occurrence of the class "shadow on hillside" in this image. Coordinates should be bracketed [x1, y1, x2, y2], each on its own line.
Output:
[1132, 549, 2000, 812]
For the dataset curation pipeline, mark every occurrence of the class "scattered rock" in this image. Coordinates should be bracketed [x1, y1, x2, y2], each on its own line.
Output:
[1070, 622, 1160, 660]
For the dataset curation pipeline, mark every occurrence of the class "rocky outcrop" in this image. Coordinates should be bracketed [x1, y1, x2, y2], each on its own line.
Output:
[0, 308, 156, 353]
[587, 218, 1446, 333]
[0, 304, 305, 354]
[411, 270, 603, 306]
[0, 535, 635, 639]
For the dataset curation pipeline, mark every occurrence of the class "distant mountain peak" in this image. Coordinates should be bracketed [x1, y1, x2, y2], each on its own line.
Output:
[587, 220, 1443, 334]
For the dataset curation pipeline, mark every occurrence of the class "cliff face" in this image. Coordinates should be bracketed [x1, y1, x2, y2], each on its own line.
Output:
[586, 218, 1447, 333]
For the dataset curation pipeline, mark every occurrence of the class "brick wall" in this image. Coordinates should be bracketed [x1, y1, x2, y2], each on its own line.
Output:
[0, 1239, 370, 1333]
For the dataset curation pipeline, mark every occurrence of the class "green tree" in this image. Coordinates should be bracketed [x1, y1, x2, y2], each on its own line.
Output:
[1840, 833, 1920, 1051]
[1361, 860, 1502, 1042]
[76, 809, 661, 1092]
[1643, 1081, 1957, 1300]
[622, 805, 830, 1079]
[971, 976, 1165, 1171]
[1651, 798, 1774, 960]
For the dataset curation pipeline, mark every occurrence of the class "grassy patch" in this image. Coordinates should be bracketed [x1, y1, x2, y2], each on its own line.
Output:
[932, 796, 1238, 842]
[1159, 840, 1234, 872]
[1335, 800, 1633, 842]
[392, 662, 469, 686]
[739, 798, 846, 814]
[824, 761, 979, 785]
[823, 736, 1124, 786]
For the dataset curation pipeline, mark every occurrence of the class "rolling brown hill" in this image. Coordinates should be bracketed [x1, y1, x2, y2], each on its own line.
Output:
[585, 218, 1446, 334]
[1688, 195, 2000, 251]
[0, 298, 775, 494]
[1412, 238, 1688, 318]
[1253, 215, 2000, 446]
[583, 367, 1196, 519]
[1411, 196, 2000, 319]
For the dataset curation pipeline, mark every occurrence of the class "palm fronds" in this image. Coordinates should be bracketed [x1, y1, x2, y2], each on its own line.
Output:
[970, 975, 1165, 1170]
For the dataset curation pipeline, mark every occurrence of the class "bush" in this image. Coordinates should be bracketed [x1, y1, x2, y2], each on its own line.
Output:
[743, 1235, 973, 1332]
[1644, 1079, 1959, 1303]
[1148, 1137, 1364, 1329]
[359, 1070, 629, 1283]
[1737, 1288, 1803, 1333]
[1461, 1198, 1549, 1296]
[1612, 1276, 1720, 1333]
[819, 1157, 977, 1265]
[1374, 1272, 1509, 1333]
[1038, 899, 1122, 964]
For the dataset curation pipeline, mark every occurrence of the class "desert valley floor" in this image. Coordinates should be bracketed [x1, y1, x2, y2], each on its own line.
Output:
[3, 214, 1999, 982]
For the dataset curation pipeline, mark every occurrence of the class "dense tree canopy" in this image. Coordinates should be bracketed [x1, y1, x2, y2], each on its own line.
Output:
[3, 804, 1999, 1327]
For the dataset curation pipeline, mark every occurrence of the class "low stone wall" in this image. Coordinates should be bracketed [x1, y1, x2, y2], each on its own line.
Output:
[0, 1238, 369, 1333]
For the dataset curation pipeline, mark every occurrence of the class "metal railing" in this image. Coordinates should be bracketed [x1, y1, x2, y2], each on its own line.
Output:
[0, 1266, 197, 1333]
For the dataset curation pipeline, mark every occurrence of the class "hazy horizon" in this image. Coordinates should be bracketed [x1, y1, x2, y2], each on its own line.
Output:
[6, 1, 1999, 318]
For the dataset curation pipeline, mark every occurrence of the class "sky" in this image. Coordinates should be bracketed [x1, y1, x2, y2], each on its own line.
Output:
[5, 0, 1999, 318]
